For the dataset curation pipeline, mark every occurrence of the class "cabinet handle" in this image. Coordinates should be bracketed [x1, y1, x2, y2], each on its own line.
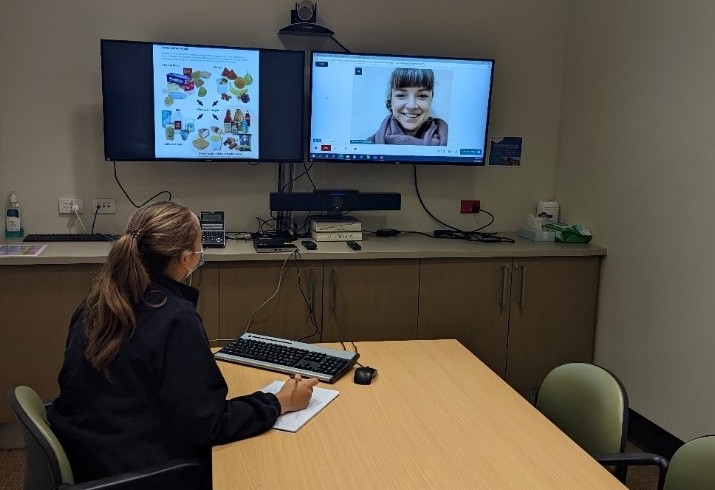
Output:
[518, 265, 527, 306]
[500, 264, 511, 311]
[308, 268, 316, 313]
[330, 268, 336, 311]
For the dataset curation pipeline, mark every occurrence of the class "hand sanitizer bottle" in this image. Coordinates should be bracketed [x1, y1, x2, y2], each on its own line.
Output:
[5, 189, 24, 238]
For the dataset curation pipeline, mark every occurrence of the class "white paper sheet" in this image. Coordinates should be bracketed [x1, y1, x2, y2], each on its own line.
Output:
[262, 380, 339, 432]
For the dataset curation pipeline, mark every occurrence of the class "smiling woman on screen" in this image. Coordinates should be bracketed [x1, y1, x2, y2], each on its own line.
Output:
[367, 67, 448, 146]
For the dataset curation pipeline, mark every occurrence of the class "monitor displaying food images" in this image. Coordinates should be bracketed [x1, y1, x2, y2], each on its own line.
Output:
[101, 40, 304, 162]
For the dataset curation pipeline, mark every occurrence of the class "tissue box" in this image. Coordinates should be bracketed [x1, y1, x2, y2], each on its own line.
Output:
[519, 227, 555, 242]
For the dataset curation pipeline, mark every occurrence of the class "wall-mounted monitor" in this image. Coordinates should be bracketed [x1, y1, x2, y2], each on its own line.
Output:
[308, 51, 494, 165]
[101, 39, 304, 162]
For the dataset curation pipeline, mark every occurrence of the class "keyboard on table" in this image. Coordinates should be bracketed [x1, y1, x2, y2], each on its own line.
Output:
[215, 332, 359, 383]
[23, 233, 118, 243]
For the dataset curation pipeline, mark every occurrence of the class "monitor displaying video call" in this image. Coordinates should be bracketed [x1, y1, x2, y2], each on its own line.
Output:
[308, 51, 495, 165]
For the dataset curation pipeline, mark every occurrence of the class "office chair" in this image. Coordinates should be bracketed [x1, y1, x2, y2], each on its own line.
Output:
[660, 435, 715, 490]
[7, 385, 202, 490]
[598, 435, 715, 490]
[536, 363, 667, 484]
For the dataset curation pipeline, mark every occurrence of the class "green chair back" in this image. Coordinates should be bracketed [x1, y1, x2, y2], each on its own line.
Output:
[7, 385, 75, 489]
[536, 363, 627, 455]
[664, 435, 715, 490]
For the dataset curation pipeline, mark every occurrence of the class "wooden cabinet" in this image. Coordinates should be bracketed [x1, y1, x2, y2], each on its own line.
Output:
[0, 251, 600, 424]
[0, 263, 221, 424]
[418, 258, 510, 377]
[219, 261, 322, 342]
[0, 264, 99, 422]
[321, 259, 420, 342]
[219, 259, 420, 344]
[418, 256, 601, 392]
[505, 256, 600, 390]
[193, 263, 220, 341]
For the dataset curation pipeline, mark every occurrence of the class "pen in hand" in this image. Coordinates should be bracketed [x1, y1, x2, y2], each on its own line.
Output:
[275, 374, 319, 414]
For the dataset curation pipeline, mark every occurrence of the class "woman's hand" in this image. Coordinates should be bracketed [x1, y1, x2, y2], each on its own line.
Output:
[274, 374, 319, 414]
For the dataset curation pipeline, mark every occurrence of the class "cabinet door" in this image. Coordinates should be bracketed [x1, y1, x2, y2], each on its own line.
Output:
[418, 258, 510, 377]
[0, 264, 99, 423]
[322, 259, 419, 342]
[192, 263, 220, 342]
[506, 256, 601, 390]
[219, 261, 322, 342]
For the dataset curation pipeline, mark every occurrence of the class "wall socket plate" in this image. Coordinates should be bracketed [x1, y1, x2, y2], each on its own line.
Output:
[91, 198, 116, 214]
[58, 198, 84, 214]
[460, 200, 481, 214]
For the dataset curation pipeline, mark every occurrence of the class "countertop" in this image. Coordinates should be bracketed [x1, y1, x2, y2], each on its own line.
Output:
[0, 232, 606, 266]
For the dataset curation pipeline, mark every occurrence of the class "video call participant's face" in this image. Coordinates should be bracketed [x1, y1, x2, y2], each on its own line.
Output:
[390, 86, 433, 136]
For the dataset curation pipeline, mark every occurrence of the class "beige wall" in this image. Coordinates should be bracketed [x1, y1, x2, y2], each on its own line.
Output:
[557, 0, 715, 440]
[0, 0, 568, 234]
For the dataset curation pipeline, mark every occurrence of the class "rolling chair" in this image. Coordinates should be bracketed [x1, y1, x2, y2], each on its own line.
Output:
[7, 385, 202, 490]
[536, 363, 668, 484]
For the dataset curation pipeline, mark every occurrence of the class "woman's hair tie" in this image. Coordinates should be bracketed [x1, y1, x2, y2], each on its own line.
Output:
[129, 228, 142, 240]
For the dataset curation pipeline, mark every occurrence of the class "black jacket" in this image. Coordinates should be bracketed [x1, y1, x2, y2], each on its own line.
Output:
[48, 273, 280, 484]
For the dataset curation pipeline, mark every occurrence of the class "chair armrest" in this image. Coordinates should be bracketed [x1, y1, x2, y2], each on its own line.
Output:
[59, 458, 202, 490]
[593, 452, 668, 490]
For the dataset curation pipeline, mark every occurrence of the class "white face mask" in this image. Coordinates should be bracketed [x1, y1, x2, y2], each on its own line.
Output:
[184, 247, 205, 280]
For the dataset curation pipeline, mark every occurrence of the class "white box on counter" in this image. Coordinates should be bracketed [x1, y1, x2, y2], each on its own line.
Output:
[518, 227, 555, 242]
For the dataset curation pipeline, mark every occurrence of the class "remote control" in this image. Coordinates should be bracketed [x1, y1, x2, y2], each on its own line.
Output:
[346, 240, 362, 251]
[301, 240, 317, 250]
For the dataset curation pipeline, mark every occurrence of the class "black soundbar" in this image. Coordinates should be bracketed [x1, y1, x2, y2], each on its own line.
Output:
[270, 190, 401, 212]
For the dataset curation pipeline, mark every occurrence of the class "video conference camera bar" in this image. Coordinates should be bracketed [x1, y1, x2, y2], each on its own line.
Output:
[270, 189, 401, 213]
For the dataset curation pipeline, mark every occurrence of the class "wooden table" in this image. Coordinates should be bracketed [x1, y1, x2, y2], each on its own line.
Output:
[213, 339, 625, 489]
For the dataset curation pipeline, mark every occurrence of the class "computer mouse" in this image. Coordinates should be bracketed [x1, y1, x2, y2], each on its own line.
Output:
[354, 366, 377, 385]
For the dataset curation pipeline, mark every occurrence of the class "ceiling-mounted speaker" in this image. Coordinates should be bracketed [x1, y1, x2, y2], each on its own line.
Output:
[292, 1, 316, 23]
[279, 1, 334, 37]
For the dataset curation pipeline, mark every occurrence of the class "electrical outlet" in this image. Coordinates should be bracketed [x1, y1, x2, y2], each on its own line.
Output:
[460, 200, 481, 214]
[58, 198, 84, 214]
[91, 198, 117, 214]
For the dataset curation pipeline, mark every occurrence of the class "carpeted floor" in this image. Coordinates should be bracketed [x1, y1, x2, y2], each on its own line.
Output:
[0, 442, 661, 490]
[624, 440, 661, 489]
[0, 449, 23, 490]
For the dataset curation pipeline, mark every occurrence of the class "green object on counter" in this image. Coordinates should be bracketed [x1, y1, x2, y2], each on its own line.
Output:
[543, 223, 592, 243]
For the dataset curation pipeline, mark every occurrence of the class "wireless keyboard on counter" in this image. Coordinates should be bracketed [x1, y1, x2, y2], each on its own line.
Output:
[215, 333, 359, 383]
[23, 233, 118, 243]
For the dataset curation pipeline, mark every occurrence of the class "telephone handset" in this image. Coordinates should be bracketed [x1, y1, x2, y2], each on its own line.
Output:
[200, 211, 226, 248]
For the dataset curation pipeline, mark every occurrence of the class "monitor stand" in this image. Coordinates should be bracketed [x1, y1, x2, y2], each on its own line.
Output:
[274, 163, 296, 240]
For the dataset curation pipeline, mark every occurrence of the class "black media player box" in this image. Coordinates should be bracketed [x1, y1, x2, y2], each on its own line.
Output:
[253, 238, 297, 253]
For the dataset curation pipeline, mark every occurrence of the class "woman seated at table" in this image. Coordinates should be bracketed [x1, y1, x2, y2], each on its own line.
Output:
[48, 201, 318, 489]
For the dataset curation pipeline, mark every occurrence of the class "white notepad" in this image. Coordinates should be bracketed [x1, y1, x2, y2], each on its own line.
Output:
[262, 380, 340, 432]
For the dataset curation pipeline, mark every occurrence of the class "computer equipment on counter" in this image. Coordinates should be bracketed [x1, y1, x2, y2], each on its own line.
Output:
[253, 238, 297, 253]
[301, 240, 317, 250]
[200, 211, 226, 248]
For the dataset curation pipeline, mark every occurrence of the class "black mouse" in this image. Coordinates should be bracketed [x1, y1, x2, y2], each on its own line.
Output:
[354, 366, 377, 385]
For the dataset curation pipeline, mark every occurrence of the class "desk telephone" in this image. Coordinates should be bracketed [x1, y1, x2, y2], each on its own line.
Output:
[201, 211, 226, 248]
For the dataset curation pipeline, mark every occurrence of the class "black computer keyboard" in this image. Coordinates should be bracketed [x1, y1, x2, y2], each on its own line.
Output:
[215, 333, 359, 383]
[23, 233, 118, 243]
